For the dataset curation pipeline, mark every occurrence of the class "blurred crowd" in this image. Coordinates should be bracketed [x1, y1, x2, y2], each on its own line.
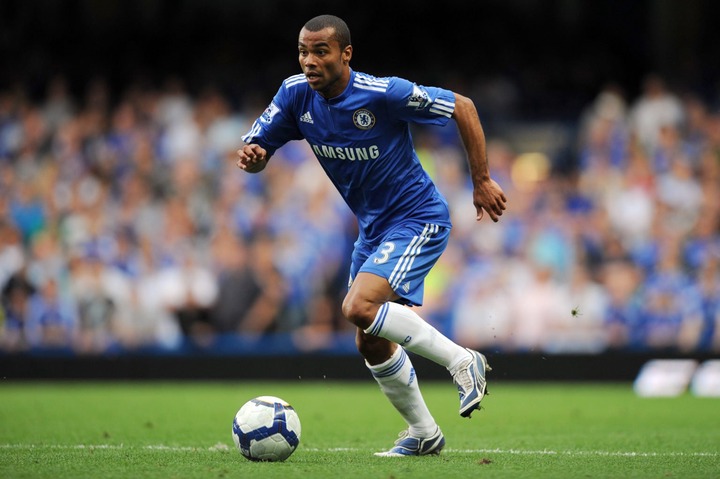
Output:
[0, 73, 718, 356]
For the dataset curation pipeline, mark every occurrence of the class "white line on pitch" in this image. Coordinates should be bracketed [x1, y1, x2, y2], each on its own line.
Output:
[0, 444, 717, 458]
[444, 448, 720, 458]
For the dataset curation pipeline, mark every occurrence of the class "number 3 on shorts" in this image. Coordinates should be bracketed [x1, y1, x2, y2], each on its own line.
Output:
[373, 242, 395, 264]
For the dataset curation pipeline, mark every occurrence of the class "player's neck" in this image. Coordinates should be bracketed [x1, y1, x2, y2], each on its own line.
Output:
[319, 68, 352, 100]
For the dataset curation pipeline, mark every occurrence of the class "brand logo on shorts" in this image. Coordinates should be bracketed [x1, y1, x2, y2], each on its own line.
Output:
[353, 109, 375, 130]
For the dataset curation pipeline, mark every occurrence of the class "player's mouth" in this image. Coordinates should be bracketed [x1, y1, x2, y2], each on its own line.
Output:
[305, 72, 322, 85]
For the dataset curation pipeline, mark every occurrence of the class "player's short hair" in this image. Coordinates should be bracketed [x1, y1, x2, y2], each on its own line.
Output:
[303, 15, 351, 49]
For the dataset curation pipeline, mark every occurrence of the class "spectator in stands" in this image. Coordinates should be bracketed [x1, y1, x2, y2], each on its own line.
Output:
[601, 260, 645, 350]
[68, 250, 133, 354]
[208, 227, 268, 334]
[654, 141, 704, 235]
[153, 244, 218, 347]
[694, 258, 720, 351]
[451, 262, 515, 351]
[511, 262, 570, 352]
[24, 276, 76, 349]
[0, 220, 24, 290]
[558, 266, 610, 353]
[0, 266, 35, 352]
[638, 235, 704, 351]
[8, 177, 46, 245]
[629, 74, 684, 157]
[578, 83, 629, 173]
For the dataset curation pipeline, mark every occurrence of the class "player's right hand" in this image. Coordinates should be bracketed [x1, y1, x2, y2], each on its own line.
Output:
[236, 144, 268, 173]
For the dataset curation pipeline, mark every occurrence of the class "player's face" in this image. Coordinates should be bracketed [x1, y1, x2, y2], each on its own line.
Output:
[298, 27, 352, 99]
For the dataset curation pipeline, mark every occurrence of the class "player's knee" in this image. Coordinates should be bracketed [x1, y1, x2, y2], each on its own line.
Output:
[341, 295, 376, 330]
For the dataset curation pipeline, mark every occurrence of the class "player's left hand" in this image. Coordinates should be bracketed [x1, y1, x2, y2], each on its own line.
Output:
[473, 178, 507, 222]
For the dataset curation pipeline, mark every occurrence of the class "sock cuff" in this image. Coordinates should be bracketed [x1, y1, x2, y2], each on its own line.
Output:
[367, 346, 408, 379]
[365, 302, 390, 336]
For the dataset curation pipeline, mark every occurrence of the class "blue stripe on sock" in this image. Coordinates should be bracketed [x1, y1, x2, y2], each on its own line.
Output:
[368, 303, 389, 336]
[372, 349, 407, 378]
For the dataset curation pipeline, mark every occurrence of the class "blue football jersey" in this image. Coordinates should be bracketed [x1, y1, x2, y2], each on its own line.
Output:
[243, 69, 456, 243]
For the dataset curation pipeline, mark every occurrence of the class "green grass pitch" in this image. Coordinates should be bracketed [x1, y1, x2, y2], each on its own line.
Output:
[1, 380, 718, 478]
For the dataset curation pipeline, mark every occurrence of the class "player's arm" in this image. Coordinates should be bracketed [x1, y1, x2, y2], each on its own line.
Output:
[236, 143, 269, 173]
[452, 92, 507, 222]
[237, 81, 303, 174]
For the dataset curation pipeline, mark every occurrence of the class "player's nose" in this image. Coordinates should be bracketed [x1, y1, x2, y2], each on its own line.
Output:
[302, 53, 317, 67]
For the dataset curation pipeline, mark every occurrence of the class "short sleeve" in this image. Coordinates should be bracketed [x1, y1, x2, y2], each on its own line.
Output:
[385, 77, 456, 126]
[242, 83, 304, 157]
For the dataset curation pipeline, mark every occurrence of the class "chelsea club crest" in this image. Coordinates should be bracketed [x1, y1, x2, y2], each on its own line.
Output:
[353, 109, 376, 130]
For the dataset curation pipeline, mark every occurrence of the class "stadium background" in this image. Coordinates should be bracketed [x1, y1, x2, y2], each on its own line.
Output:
[1, 0, 719, 380]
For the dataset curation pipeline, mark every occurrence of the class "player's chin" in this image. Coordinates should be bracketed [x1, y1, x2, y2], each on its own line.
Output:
[306, 76, 324, 89]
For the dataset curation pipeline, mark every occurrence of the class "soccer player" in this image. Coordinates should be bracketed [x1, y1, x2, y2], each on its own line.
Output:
[237, 14, 507, 456]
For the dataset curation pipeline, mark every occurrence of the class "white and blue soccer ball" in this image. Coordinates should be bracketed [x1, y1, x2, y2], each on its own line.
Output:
[232, 396, 301, 462]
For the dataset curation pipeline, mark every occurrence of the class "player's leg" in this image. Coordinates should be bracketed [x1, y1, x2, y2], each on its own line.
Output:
[349, 279, 489, 419]
[358, 329, 444, 457]
[344, 223, 490, 418]
[345, 271, 469, 369]
[346, 275, 443, 456]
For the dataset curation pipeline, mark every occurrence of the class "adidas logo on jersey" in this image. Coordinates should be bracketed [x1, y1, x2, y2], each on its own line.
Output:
[300, 111, 314, 124]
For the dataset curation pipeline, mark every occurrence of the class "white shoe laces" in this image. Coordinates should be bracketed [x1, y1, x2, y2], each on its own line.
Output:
[454, 356, 475, 393]
[394, 430, 410, 444]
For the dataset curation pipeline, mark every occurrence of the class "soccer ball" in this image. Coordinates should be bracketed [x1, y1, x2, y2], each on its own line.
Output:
[231, 396, 301, 461]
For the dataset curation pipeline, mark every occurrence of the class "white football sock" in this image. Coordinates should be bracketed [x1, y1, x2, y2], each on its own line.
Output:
[365, 302, 469, 371]
[367, 346, 437, 437]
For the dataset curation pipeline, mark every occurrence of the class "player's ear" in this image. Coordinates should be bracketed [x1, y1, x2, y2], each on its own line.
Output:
[343, 45, 352, 65]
